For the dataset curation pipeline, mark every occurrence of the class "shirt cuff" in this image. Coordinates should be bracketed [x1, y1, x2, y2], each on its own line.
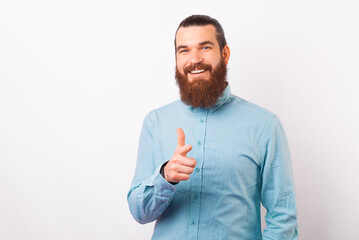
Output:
[152, 164, 177, 194]
[160, 161, 179, 185]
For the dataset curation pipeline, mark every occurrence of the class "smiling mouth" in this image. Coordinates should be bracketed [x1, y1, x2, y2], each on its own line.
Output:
[190, 69, 206, 74]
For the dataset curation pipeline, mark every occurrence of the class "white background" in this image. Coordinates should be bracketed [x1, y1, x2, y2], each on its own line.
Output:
[1, 1, 358, 239]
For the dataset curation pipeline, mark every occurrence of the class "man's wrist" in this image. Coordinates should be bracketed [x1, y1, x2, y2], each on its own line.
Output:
[160, 161, 178, 185]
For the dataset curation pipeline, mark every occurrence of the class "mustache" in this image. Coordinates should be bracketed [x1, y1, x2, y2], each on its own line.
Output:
[184, 63, 213, 74]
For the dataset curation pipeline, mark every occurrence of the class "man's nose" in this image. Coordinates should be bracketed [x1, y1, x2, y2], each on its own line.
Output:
[189, 50, 202, 65]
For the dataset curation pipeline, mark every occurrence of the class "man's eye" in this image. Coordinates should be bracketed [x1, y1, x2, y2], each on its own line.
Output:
[180, 50, 188, 53]
[202, 46, 211, 50]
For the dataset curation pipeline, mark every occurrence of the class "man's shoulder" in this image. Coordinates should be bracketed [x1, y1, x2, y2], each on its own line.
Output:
[154, 99, 183, 112]
[231, 95, 276, 119]
[231, 95, 288, 135]
[229, 95, 284, 136]
[143, 99, 183, 121]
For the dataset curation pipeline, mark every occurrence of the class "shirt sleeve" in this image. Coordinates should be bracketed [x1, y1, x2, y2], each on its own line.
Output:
[261, 116, 298, 239]
[127, 113, 176, 224]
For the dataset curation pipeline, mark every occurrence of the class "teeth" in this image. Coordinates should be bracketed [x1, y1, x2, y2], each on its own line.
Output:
[190, 69, 205, 74]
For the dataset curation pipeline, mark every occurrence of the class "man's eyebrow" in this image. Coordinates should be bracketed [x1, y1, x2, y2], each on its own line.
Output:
[199, 41, 214, 46]
[177, 45, 188, 51]
[176, 41, 215, 52]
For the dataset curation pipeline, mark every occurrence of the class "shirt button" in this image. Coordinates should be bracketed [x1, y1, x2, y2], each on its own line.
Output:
[190, 220, 196, 226]
[200, 119, 204, 123]
[197, 141, 202, 145]
[193, 195, 198, 200]
[195, 168, 200, 173]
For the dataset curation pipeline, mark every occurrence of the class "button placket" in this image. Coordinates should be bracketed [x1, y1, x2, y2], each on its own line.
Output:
[187, 109, 207, 240]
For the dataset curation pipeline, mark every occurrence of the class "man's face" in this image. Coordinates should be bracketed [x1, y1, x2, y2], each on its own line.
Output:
[175, 25, 230, 108]
[175, 25, 227, 82]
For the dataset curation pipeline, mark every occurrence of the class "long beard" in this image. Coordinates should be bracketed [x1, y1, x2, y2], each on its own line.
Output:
[175, 58, 228, 108]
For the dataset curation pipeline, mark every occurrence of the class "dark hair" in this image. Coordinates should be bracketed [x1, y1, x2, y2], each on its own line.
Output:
[175, 15, 227, 52]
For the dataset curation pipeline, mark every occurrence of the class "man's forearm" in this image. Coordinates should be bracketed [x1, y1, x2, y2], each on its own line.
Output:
[127, 165, 176, 224]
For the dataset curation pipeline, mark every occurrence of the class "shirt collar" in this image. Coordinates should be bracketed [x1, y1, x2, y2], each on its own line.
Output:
[186, 84, 232, 113]
[210, 84, 232, 112]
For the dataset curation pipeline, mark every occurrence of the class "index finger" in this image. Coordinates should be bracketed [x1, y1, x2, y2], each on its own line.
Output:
[177, 128, 185, 147]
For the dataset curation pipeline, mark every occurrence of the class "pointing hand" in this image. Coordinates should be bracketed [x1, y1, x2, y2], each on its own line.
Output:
[163, 128, 197, 183]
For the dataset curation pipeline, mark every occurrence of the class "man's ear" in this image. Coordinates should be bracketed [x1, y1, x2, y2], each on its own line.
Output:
[222, 45, 230, 65]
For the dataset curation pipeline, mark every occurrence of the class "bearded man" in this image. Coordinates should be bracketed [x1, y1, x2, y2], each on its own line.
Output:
[127, 15, 298, 239]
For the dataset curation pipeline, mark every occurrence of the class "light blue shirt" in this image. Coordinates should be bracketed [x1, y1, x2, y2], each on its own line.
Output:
[127, 85, 298, 239]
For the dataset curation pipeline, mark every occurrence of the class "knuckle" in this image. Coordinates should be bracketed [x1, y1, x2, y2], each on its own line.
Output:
[173, 173, 180, 180]
[183, 175, 190, 180]
[170, 165, 178, 172]
[189, 159, 196, 167]
[168, 172, 176, 180]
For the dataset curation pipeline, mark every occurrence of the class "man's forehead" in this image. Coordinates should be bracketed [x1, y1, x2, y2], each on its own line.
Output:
[175, 25, 218, 46]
